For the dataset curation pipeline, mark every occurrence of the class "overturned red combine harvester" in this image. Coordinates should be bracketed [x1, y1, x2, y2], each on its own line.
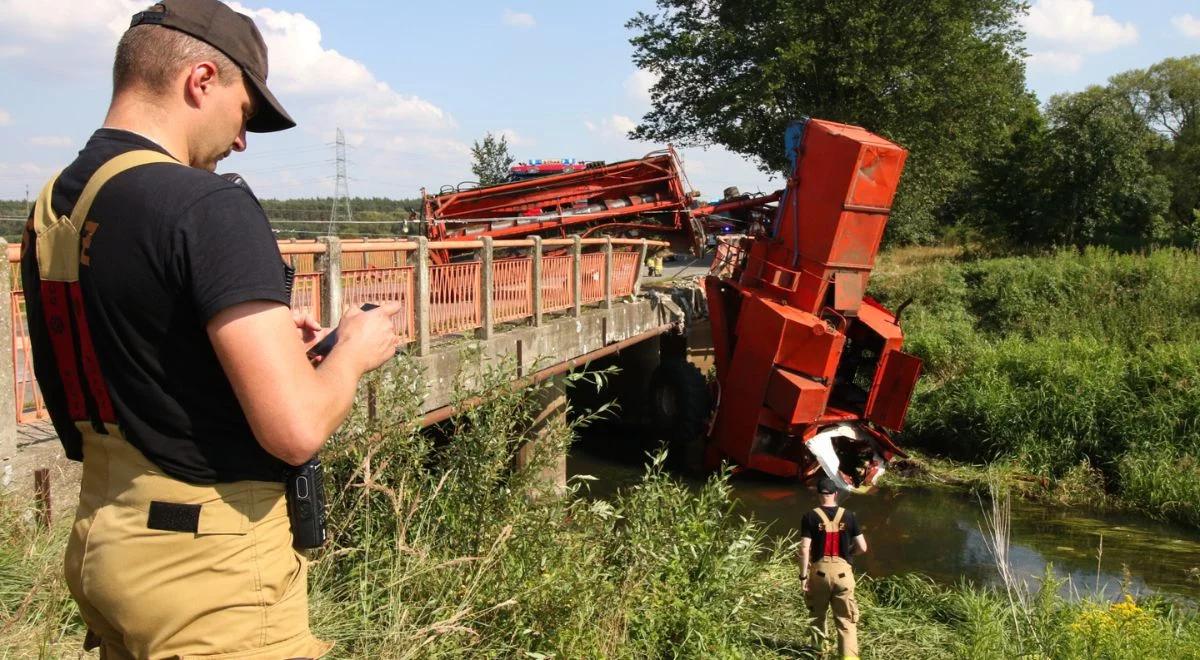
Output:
[691, 118, 921, 491]
[422, 118, 920, 489]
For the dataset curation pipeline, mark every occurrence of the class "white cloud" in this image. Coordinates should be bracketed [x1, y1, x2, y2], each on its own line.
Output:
[1026, 50, 1084, 73]
[0, 108, 10, 126]
[1022, 0, 1138, 53]
[1173, 14, 1200, 38]
[494, 128, 530, 147]
[609, 115, 636, 134]
[228, 3, 452, 134]
[0, 0, 139, 73]
[0, 161, 54, 179]
[624, 69, 660, 104]
[29, 135, 72, 147]
[584, 115, 637, 139]
[502, 9, 536, 29]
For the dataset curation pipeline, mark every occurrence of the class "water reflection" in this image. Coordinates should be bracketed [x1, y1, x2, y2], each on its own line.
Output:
[569, 442, 1200, 602]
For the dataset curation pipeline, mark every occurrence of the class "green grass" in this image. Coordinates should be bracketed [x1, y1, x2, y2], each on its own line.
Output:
[872, 246, 1200, 527]
[4, 344, 1199, 657]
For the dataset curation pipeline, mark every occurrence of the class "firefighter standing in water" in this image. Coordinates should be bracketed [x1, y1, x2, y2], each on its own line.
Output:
[799, 477, 868, 660]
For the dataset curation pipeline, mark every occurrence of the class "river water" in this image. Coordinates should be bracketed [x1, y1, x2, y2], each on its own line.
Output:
[569, 440, 1200, 602]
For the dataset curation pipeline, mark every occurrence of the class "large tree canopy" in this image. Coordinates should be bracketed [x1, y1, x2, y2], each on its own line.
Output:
[1111, 56, 1200, 239]
[970, 87, 1170, 248]
[627, 0, 1035, 243]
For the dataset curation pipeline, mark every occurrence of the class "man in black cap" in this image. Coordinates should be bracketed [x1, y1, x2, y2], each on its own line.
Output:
[22, 2, 402, 657]
[799, 476, 868, 660]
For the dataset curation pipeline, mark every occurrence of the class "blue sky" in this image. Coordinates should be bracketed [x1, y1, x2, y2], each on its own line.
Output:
[0, 0, 1197, 209]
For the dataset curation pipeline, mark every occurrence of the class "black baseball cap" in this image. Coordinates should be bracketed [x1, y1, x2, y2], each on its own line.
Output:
[129, 0, 295, 133]
[816, 477, 840, 494]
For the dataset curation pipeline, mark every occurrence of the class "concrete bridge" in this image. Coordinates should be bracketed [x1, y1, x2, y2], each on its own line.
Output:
[0, 236, 704, 492]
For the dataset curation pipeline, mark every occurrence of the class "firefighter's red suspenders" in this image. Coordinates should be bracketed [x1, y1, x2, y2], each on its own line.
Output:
[813, 506, 845, 558]
[31, 150, 179, 433]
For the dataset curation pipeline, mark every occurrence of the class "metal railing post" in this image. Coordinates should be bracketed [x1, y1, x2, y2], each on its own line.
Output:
[478, 236, 494, 340]
[572, 235, 582, 318]
[415, 237, 431, 356]
[603, 237, 614, 309]
[318, 236, 343, 326]
[531, 236, 543, 327]
[634, 239, 649, 296]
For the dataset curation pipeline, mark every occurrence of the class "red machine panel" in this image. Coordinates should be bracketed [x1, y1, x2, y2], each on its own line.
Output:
[765, 368, 829, 426]
[865, 351, 923, 431]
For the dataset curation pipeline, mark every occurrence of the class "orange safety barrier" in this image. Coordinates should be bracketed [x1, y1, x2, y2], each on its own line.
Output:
[430, 261, 481, 336]
[342, 267, 415, 341]
[612, 251, 640, 297]
[7, 238, 666, 424]
[580, 253, 606, 304]
[540, 255, 573, 313]
[492, 258, 532, 324]
[12, 289, 47, 423]
[290, 273, 323, 324]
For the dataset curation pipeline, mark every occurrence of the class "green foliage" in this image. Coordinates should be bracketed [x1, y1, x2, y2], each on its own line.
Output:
[309, 359, 793, 657]
[470, 133, 515, 187]
[261, 197, 422, 239]
[627, 0, 1035, 244]
[0, 499, 84, 654]
[872, 247, 1200, 526]
[969, 86, 1171, 248]
[1112, 56, 1200, 241]
[4, 363, 1200, 656]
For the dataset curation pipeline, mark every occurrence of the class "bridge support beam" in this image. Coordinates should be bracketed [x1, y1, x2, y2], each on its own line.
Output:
[516, 373, 567, 498]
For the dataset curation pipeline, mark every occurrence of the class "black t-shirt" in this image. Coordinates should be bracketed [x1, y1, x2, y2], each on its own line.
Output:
[22, 128, 293, 484]
[800, 505, 862, 563]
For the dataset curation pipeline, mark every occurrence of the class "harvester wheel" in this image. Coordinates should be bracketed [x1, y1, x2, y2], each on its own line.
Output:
[649, 358, 712, 473]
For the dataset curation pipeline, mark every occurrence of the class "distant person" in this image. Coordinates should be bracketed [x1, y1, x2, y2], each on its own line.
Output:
[21, 1, 400, 657]
[799, 477, 868, 660]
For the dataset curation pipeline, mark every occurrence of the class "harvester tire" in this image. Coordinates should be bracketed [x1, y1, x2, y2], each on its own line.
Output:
[649, 358, 711, 473]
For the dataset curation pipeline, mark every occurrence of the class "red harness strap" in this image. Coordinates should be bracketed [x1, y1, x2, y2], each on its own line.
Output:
[813, 507, 845, 558]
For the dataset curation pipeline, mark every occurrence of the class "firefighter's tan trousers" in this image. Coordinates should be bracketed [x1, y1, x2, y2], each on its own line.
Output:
[65, 429, 332, 659]
[805, 556, 860, 660]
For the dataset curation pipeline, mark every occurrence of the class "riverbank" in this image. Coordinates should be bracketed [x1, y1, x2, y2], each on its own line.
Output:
[872, 246, 1200, 529]
[4, 363, 1200, 658]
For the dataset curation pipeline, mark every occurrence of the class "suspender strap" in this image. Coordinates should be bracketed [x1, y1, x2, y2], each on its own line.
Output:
[35, 149, 178, 282]
[813, 507, 831, 527]
[30, 150, 181, 429]
[812, 507, 845, 558]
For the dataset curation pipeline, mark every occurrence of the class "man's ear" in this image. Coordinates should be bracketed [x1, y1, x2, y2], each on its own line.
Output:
[183, 61, 220, 108]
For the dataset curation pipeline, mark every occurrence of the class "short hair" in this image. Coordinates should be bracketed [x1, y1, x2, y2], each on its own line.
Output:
[112, 22, 240, 95]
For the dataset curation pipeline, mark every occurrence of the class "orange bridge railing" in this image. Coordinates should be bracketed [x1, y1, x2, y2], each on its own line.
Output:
[7, 236, 661, 424]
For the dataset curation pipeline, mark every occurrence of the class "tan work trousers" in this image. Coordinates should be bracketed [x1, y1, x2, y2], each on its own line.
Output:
[65, 429, 332, 659]
[805, 556, 859, 660]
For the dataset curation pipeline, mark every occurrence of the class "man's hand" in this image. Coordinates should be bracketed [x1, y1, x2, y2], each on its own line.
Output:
[327, 302, 402, 373]
[292, 310, 331, 353]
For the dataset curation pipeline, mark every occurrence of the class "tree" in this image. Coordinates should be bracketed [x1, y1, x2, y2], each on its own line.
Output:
[626, 0, 1035, 243]
[971, 86, 1170, 248]
[1110, 56, 1200, 242]
[470, 132, 515, 187]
